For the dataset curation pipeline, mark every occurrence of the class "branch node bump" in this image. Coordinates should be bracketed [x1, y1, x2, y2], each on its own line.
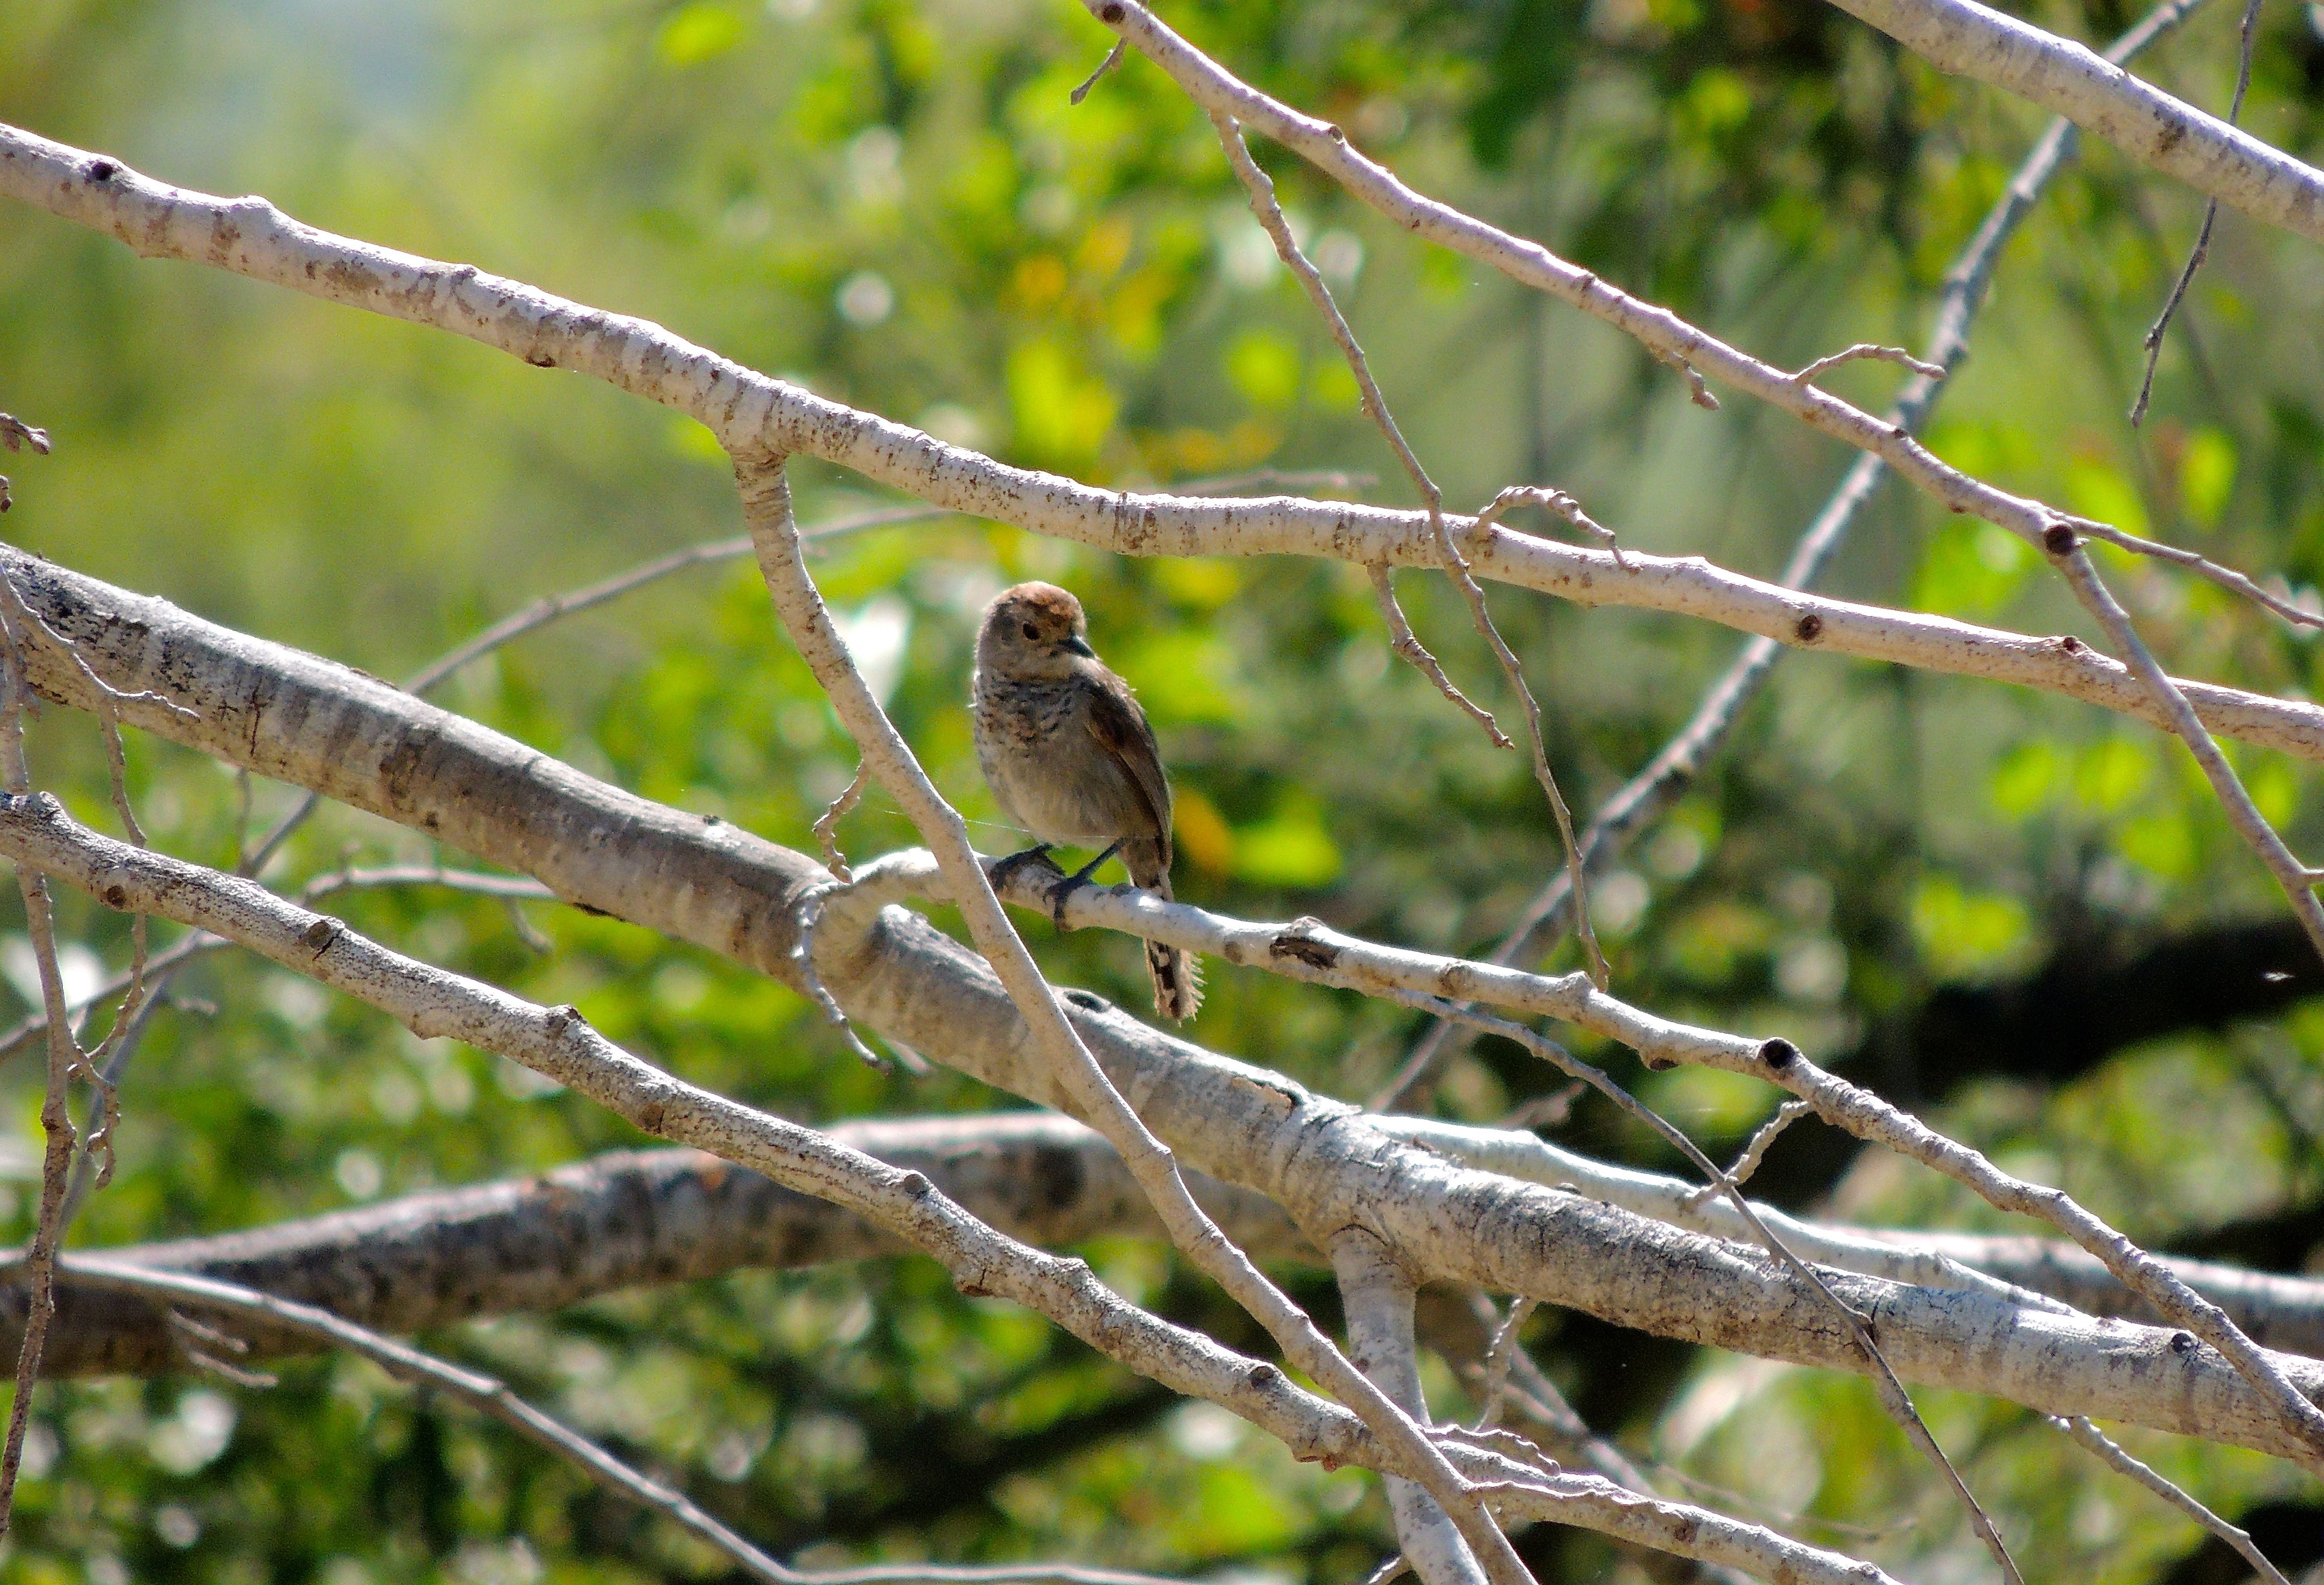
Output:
[1758, 1036, 1801, 1070]
[2043, 522, 2079, 556]
[1270, 920, 1341, 969]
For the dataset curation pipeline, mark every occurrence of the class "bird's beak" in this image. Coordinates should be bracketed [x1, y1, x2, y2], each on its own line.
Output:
[1061, 635, 1096, 658]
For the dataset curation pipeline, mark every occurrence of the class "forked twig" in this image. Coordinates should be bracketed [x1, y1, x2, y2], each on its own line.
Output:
[1474, 486, 1629, 571]
[1209, 110, 1611, 990]
[2131, 0, 2264, 426]
[1786, 344, 1945, 387]
[2070, 514, 2324, 634]
[1682, 1098, 1813, 1208]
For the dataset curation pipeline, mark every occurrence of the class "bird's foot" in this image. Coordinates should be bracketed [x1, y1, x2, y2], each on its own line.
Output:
[1049, 840, 1122, 930]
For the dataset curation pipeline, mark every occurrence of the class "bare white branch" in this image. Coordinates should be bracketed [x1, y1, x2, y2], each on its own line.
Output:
[10, 131, 2324, 773]
[13, 553, 2324, 1461]
[1814, 0, 2324, 243]
[1335, 1233, 1489, 1585]
[1375, 0, 2215, 1107]
[0, 791, 1924, 1585]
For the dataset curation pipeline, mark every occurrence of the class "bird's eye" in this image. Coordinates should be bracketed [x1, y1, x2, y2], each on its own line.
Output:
[1021, 622, 1040, 641]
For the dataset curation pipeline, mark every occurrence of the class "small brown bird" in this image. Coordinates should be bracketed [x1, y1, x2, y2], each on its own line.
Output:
[971, 581, 1203, 1021]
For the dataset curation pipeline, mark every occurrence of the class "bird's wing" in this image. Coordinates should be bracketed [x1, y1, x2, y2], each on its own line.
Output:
[1083, 671, 1173, 865]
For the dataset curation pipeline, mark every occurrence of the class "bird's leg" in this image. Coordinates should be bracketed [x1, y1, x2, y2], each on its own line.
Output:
[986, 843, 1062, 897]
[1050, 840, 1122, 930]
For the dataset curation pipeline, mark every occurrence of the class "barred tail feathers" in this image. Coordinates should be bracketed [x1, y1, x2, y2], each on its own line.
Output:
[1147, 938, 1203, 1022]
[1128, 840, 1202, 1021]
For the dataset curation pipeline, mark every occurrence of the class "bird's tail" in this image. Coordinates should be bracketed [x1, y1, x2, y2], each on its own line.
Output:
[1128, 844, 1203, 1022]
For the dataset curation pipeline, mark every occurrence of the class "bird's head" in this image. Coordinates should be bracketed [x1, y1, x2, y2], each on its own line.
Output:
[978, 581, 1097, 681]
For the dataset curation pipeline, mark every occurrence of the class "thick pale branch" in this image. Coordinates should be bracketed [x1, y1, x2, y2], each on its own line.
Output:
[0, 799, 1913, 1585]
[48, 1111, 2324, 1376]
[10, 558, 2324, 1456]
[1334, 1233, 1489, 1585]
[20, 1116, 1309, 1378]
[1816, 0, 2324, 242]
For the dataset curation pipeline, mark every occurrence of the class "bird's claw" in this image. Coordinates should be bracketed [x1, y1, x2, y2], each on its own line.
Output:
[1049, 871, 1094, 931]
[986, 844, 1064, 899]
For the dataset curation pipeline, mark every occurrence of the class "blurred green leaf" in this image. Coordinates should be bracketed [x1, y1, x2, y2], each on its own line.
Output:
[656, 2, 749, 66]
[1910, 875, 2031, 981]
[1007, 339, 1118, 471]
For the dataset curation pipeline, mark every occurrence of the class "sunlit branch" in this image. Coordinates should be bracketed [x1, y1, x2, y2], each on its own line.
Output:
[730, 457, 1542, 1585]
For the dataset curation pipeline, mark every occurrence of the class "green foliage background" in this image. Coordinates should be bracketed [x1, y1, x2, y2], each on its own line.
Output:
[5, 0, 2324, 1578]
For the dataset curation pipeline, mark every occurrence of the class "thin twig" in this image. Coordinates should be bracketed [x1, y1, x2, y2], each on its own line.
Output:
[2131, 0, 2264, 426]
[249, 506, 946, 878]
[1473, 1298, 1537, 1431]
[0, 930, 228, 1065]
[0, 411, 49, 515]
[1650, 348, 1721, 411]
[2069, 514, 2324, 634]
[2051, 1415, 2292, 1585]
[815, 761, 873, 882]
[0, 605, 79, 1542]
[2051, 541, 2324, 994]
[1787, 344, 1946, 387]
[1210, 110, 1610, 991]
[57, 977, 172, 1231]
[792, 885, 888, 1070]
[1475, 487, 1628, 571]
[1682, 1099, 1813, 1208]
[302, 864, 557, 904]
[1070, 39, 1126, 104]
[1366, 567, 1507, 741]
[55, 1255, 1200, 1585]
